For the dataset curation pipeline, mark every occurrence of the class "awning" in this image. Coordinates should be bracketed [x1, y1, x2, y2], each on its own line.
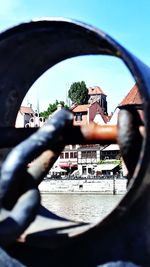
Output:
[59, 164, 68, 168]
[102, 144, 120, 151]
[59, 163, 77, 168]
[51, 166, 67, 173]
[95, 163, 119, 171]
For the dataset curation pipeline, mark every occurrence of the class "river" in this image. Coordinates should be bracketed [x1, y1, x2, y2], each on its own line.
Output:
[41, 193, 124, 223]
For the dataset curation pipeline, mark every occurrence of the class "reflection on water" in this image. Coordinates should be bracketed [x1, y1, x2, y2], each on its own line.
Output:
[41, 193, 124, 223]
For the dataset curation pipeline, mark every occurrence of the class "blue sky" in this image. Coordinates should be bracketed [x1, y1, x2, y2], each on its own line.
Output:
[1, 0, 150, 113]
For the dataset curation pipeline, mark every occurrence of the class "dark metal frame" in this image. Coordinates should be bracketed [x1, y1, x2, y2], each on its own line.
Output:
[0, 18, 149, 266]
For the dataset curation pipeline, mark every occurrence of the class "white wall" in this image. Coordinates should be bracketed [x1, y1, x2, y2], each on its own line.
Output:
[15, 112, 24, 128]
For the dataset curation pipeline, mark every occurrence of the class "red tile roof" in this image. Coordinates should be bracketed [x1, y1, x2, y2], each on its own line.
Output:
[71, 104, 90, 112]
[20, 106, 34, 114]
[119, 84, 142, 106]
[88, 86, 106, 96]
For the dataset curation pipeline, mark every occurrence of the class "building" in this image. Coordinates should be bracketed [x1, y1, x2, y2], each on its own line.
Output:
[16, 106, 46, 128]
[71, 101, 109, 126]
[26, 113, 46, 128]
[71, 86, 109, 126]
[15, 105, 35, 128]
[77, 144, 101, 176]
[95, 163, 120, 176]
[49, 84, 143, 177]
[57, 145, 79, 173]
[100, 144, 120, 160]
[119, 83, 142, 107]
[88, 86, 108, 115]
[98, 144, 121, 176]
[109, 83, 143, 125]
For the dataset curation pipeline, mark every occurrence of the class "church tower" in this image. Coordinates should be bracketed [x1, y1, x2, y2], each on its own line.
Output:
[88, 86, 108, 115]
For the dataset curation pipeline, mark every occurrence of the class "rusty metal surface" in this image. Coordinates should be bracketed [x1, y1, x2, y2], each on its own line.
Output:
[0, 124, 117, 148]
[0, 18, 150, 266]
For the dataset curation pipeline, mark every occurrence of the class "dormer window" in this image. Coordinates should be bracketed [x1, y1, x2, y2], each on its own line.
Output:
[75, 112, 82, 121]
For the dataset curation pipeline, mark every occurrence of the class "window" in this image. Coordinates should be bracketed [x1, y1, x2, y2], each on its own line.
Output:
[80, 113, 82, 121]
[81, 151, 96, 159]
[65, 152, 69, 159]
[75, 113, 82, 121]
[60, 153, 64, 159]
[87, 151, 91, 158]
[70, 152, 77, 158]
[82, 166, 86, 174]
[81, 151, 87, 158]
[74, 152, 77, 158]
[91, 151, 96, 158]
[70, 152, 73, 158]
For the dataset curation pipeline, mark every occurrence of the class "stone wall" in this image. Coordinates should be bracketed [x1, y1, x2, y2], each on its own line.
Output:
[39, 178, 127, 194]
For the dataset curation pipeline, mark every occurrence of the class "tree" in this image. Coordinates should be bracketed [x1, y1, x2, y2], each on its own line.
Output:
[68, 81, 89, 104]
[40, 100, 68, 119]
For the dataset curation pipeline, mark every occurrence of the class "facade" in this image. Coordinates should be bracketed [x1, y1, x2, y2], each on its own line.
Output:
[100, 144, 120, 160]
[71, 102, 109, 126]
[26, 113, 46, 128]
[77, 144, 101, 176]
[88, 86, 108, 115]
[98, 144, 121, 176]
[95, 163, 120, 176]
[71, 104, 90, 126]
[15, 105, 46, 128]
[15, 105, 35, 128]
[57, 144, 79, 173]
[77, 144, 123, 176]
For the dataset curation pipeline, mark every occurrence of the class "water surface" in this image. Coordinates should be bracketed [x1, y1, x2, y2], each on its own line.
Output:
[41, 193, 124, 223]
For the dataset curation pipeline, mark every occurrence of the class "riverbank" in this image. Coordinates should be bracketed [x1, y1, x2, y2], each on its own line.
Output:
[39, 178, 127, 194]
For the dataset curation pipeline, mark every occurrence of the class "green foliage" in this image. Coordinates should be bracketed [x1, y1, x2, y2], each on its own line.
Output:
[68, 81, 89, 104]
[40, 100, 68, 119]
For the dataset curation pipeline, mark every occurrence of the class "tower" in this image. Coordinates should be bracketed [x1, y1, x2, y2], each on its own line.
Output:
[88, 86, 108, 115]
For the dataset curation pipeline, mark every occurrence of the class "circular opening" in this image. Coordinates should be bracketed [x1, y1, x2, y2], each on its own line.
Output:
[0, 20, 145, 229]
[20, 54, 143, 223]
